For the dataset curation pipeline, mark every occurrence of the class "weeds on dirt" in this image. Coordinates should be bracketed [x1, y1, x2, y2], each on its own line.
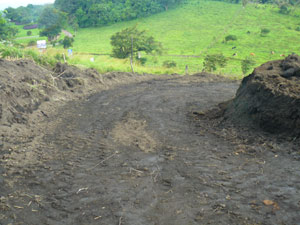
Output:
[0, 44, 58, 66]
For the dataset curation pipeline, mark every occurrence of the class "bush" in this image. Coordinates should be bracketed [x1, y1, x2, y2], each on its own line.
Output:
[241, 57, 256, 75]
[296, 27, 300, 32]
[261, 28, 270, 37]
[279, 5, 290, 14]
[163, 60, 177, 68]
[203, 54, 227, 72]
[27, 31, 32, 36]
[138, 57, 147, 65]
[260, 28, 270, 37]
[62, 36, 74, 49]
[225, 35, 237, 42]
[27, 40, 36, 47]
[0, 46, 23, 59]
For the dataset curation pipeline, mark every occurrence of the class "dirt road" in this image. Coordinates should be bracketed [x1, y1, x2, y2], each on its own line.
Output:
[1, 75, 300, 225]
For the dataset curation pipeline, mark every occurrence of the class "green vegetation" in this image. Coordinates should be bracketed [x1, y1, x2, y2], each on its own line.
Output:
[7, 0, 300, 77]
[260, 28, 271, 36]
[241, 57, 256, 74]
[163, 60, 177, 68]
[0, 44, 57, 66]
[225, 35, 238, 42]
[62, 36, 74, 49]
[110, 25, 162, 59]
[203, 54, 227, 72]
[0, 12, 18, 40]
[54, 0, 183, 28]
[4, 4, 48, 24]
[63, 0, 300, 76]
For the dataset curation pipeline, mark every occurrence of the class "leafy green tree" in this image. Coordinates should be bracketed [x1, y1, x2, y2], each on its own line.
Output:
[110, 25, 163, 59]
[241, 57, 256, 75]
[53, 0, 183, 28]
[62, 36, 74, 49]
[159, 0, 183, 11]
[38, 7, 67, 29]
[38, 7, 67, 40]
[0, 12, 18, 40]
[203, 54, 227, 72]
[39, 24, 61, 40]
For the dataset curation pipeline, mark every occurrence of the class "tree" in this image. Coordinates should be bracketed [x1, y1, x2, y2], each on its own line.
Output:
[62, 36, 74, 49]
[0, 12, 18, 40]
[38, 7, 67, 29]
[159, 0, 183, 11]
[38, 7, 67, 40]
[110, 25, 162, 59]
[39, 24, 61, 40]
[203, 54, 227, 72]
[241, 57, 255, 75]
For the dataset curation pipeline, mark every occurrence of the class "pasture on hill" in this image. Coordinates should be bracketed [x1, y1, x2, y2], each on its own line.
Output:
[15, 0, 300, 76]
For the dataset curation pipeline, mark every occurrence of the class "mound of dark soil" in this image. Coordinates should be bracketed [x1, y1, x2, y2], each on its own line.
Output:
[0, 59, 54, 126]
[225, 54, 300, 136]
[0, 60, 105, 127]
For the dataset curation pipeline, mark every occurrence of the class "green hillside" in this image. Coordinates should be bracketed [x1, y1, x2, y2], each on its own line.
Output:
[15, 0, 300, 76]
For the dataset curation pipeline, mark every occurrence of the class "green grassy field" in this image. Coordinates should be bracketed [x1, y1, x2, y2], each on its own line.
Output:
[14, 0, 300, 77]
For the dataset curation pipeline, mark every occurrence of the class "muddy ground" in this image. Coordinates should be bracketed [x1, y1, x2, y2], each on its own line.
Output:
[1, 61, 300, 225]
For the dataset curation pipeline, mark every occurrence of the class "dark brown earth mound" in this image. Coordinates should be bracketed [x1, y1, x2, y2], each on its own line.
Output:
[0, 60, 104, 127]
[225, 54, 300, 136]
[0, 60, 156, 128]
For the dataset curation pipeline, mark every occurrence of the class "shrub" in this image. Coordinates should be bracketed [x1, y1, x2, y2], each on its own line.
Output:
[27, 40, 36, 47]
[261, 28, 270, 37]
[0, 46, 23, 59]
[279, 5, 290, 14]
[62, 36, 74, 49]
[296, 27, 300, 31]
[241, 57, 256, 75]
[138, 57, 147, 65]
[203, 54, 227, 72]
[163, 60, 177, 68]
[27, 31, 32, 36]
[225, 35, 237, 42]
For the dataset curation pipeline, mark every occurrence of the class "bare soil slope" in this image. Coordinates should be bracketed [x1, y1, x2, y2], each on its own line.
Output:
[0, 59, 300, 225]
[225, 54, 300, 137]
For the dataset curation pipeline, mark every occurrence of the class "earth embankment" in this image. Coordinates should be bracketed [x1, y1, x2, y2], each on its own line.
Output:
[225, 54, 300, 137]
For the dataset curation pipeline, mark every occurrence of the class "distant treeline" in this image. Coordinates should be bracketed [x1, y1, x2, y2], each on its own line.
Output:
[4, 4, 50, 24]
[214, 0, 299, 5]
[54, 0, 184, 28]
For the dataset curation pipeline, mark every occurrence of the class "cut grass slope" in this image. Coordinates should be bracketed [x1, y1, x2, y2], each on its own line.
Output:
[14, 0, 300, 76]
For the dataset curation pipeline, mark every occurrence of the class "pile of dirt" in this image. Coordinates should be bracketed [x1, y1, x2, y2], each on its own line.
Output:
[225, 54, 300, 136]
[0, 60, 160, 129]
[0, 60, 103, 127]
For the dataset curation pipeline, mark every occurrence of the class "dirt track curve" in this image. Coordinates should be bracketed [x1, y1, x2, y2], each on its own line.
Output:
[1, 74, 300, 225]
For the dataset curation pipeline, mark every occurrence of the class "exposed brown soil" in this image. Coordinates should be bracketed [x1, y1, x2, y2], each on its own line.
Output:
[1, 59, 300, 225]
[225, 54, 300, 137]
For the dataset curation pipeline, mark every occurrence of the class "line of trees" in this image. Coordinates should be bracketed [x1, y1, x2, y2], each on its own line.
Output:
[4, 4, 48, 24]
[54, 0, 184, 28]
